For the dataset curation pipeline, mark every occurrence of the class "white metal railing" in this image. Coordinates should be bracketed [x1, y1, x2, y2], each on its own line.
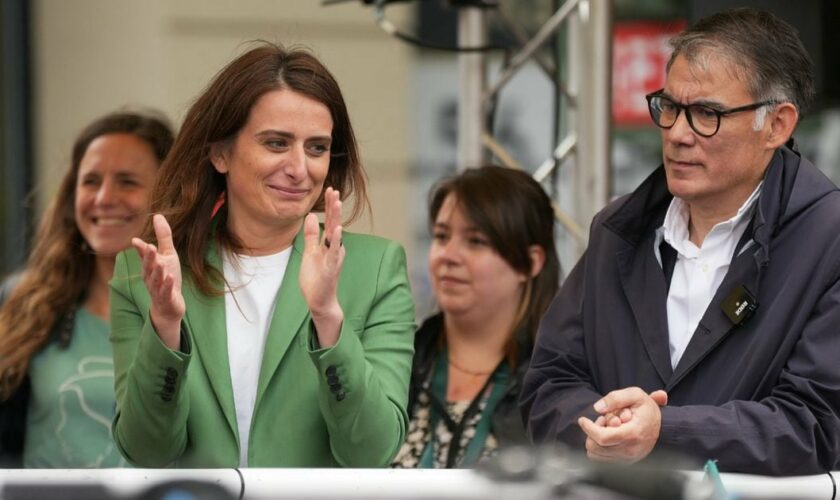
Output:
[0, 468, 836, 499]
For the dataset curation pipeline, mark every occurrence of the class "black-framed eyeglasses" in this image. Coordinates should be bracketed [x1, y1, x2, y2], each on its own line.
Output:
[645, 89, 776, 138]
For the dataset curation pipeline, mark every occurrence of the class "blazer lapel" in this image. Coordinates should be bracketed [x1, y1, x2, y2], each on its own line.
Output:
[617, 237, 673, 385]
[182, 243, 237, 440]
[667, 247, 763, 390]
[256, 226, 310, 403]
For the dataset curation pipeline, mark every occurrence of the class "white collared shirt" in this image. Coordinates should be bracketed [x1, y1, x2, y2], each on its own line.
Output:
[655, 183, 762, 369]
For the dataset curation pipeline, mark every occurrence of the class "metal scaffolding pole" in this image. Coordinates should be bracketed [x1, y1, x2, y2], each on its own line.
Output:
[566, 0, 612, 257]
[457, 6, 488, 170]
[580, 0, 611, 243]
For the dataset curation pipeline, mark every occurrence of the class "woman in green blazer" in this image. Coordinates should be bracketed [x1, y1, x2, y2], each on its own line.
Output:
[109, 43, 415, 468]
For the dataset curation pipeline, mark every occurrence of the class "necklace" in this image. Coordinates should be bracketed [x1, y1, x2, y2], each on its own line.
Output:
[447, 357, 495, 376]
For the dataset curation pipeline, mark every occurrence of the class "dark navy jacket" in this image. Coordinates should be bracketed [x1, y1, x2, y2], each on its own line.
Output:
[521, 145, 840, 475]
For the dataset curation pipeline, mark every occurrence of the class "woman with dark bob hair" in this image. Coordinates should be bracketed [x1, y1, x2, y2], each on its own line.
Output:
[110, 43, 415, 467]
[0, 110, 174, 467]
[393, 166, 560, 468]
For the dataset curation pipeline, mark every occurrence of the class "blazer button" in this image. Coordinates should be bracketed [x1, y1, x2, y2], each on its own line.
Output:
[336, 391, 346, 402]
[327, 374, 339, 385]
[163, 384, 175, 394]
[161, 394, 172, 402]
[165, 374, 177, 384]
[166, 368, 178, 379]
[329, 382, 342, 393]
[325, 365, 337, 377]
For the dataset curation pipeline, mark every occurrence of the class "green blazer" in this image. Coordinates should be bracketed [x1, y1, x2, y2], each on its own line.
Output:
[109, 227, 415, 467]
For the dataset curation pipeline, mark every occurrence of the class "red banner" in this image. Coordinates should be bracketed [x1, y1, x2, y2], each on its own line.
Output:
[613, 20, 687, 126]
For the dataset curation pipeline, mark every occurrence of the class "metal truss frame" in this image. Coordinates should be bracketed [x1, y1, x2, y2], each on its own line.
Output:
[458, 0, 612, 261]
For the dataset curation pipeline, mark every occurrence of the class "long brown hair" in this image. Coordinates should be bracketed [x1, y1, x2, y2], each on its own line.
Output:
[145, 42, 369, 296]
[428, 166, 560, 366]
[0, 111, 174, 400]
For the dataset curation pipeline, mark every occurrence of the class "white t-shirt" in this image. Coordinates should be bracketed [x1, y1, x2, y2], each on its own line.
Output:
[222, 248, 292, 466]
[656, 183, 761, 369]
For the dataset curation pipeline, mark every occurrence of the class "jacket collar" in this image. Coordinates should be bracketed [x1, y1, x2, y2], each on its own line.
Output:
[603, 145, 807, 258]
[603, 167, 672, 247]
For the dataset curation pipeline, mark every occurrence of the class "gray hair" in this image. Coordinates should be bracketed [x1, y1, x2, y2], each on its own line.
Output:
[666, 8, 815, 118]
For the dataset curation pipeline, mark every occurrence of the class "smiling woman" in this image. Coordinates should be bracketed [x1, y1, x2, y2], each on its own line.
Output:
[75, 134, 161, 261]
[109, 42, 416, 468]
[0, 111, 174, 467]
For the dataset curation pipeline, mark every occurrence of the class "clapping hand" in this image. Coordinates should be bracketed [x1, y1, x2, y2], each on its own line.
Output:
[300, 187, 346, 348]
[131, 214, 186, 350]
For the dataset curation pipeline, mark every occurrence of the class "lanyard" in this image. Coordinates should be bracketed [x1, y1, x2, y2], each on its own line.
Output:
[419, 351, 509, 468]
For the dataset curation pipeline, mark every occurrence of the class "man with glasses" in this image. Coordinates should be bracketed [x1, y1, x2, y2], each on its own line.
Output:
[521, 8, 840, 475]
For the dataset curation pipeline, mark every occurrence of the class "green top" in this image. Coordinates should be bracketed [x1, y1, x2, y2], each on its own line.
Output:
[24, 308, 127, 468]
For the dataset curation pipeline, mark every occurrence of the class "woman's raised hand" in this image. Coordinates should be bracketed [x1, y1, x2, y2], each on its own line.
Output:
[300, 187, 345, 348]
[131, 214, 186, 350]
